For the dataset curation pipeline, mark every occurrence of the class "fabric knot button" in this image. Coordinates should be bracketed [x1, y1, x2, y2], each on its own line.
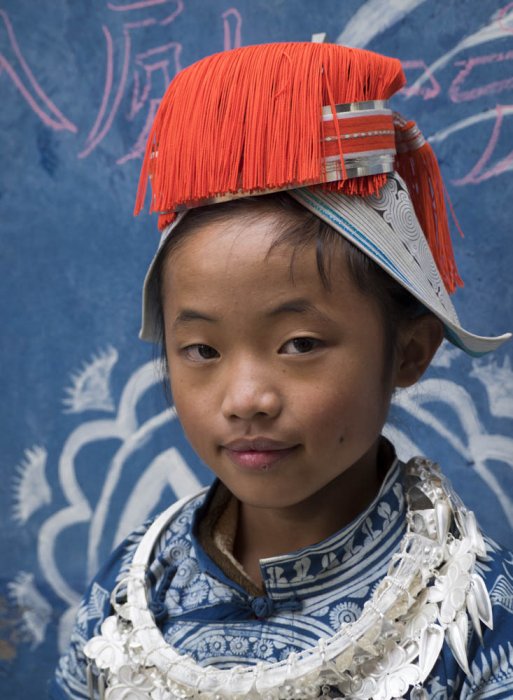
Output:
[149, 599, 169, 624]
[251, 596, 275, 619]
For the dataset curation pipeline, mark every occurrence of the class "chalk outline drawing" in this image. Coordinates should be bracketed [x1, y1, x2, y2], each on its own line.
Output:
[1, 3, 243, 164]
[430, 103, 513, 184]
[222, 8, 242, 51]
[0, 10, 77, 132]
[4, 0, 513, 185]
[337, 0, 428, 49]
[328, 3, 513, 188]
[7, 572, 52, 650]
[79, 0, 185, 160]
[13, 355, 201, 648]
[449, 50, 513, 103]
[407, 4, 513, 186]
[12, 446, 52, 526]
[79, 1, 241, 163]
[406, 4, 513, 96]
[400, 60, 441, 100]
[62, 346, 118, 414]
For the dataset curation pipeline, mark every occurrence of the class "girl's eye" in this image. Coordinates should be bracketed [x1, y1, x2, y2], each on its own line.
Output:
[279, 337, 322, 355]
[183, 344, 220, 361]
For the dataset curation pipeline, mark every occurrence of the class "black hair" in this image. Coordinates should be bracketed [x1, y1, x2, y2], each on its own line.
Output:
[153, 191, 428, 387]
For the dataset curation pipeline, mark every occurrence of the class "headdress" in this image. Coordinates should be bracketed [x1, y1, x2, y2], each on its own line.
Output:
[135, 40, 510, 355]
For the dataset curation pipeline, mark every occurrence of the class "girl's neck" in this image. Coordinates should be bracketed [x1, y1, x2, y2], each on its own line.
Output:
[233, 439, 392, 588]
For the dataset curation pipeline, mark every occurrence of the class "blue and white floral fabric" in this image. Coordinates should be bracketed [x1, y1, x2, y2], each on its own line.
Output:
[50, 458, 513, 699]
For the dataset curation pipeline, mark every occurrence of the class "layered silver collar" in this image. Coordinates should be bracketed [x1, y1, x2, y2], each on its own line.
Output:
[84, 457, 492, 699]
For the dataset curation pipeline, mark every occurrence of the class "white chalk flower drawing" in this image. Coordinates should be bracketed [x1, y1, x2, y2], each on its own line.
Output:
[431, 342, 460, 369]
[7, 572, 52, 649]
[471, 356, 513, 420]
[384, 342, 513, 531]
[10, 350, 203, 651]
[62, 346, 118, 414]
[12, 446, 52, 524]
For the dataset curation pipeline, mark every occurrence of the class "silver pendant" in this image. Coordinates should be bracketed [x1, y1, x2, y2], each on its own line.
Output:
[463, 511, 487, 558]
[471, 573, 494, 630]
[418, 624, 444, 681]
[447, 611, 470, 676]
[466, 588, 483, 644]
[434, 500, 451, 544]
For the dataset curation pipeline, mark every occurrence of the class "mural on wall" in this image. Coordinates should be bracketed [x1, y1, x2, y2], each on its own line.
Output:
[2, 1, 513, 697]
[0, 0, 242, 164]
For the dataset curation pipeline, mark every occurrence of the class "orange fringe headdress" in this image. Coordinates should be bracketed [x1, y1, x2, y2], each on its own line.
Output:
[135, 41, 462, 293]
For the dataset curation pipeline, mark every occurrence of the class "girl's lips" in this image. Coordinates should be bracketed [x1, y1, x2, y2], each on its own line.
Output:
[223, 445, 298, 471]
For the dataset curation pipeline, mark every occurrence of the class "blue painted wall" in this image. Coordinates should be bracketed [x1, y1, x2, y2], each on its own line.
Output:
[1, 1, 513, 696]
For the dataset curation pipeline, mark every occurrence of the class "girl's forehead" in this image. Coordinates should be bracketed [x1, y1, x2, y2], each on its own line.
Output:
[164, 208, 338, 275]
[164, 213, 327, 287]
[161, 215, 374, 319]
[165, 214, 279, 270]
[166, 222, 305, 284]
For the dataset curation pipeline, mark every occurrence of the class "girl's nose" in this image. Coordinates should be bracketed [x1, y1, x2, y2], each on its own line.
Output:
[221, 361, 282, 421]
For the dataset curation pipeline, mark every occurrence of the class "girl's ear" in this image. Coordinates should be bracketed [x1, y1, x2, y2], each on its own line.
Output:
[395, 314, 444, 388]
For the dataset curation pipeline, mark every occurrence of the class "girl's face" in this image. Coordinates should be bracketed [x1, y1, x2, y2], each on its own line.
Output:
[162, 211, 400, 512]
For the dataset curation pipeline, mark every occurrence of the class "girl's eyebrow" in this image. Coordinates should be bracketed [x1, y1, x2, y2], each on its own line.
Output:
[172, 299, 331, 328]
[267, 299, 331, 322]
[173, 309, 219, 328]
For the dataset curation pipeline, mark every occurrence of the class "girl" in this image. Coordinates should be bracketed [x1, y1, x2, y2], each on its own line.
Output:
[52, 41, 513, 699]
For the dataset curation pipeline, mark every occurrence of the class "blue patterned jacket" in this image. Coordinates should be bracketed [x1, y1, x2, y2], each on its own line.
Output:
[50, 459, 513, 699]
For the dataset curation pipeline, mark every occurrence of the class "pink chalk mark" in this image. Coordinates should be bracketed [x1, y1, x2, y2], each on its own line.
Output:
[108, 0, 170, 11]
[124, 42, 181, 154]
[453, 105, 513, 185]
[160, 0, 184, 27]
[129, 67, 143, 117]
[222, 8, 242, 51]
[135, 41, 182, 62]
[400, 60, 440, 100]
[79, 23, 131, 158]
[129, 44, 181, 117]
[117, 98, 160, 163]
[128, 50, 178, 119]
[80, 1, 183, 160]
[80, 20, 159, 159]
[82, 25, 114, 148]
[124, 18, 157, 31]
[449, 51, 513, 103]
[107, 0, 184, 27]
[0, 10, 77, 132]
[498, 2, 513, 35]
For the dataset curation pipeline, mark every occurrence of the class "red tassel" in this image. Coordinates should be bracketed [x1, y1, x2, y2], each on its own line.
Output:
[134, 42, 405, 228]
[394, 116, 463, 294]
[157, 212, 177, 230]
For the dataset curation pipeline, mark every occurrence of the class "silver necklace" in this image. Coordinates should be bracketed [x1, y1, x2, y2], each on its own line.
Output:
[84, 457, 492, 699]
